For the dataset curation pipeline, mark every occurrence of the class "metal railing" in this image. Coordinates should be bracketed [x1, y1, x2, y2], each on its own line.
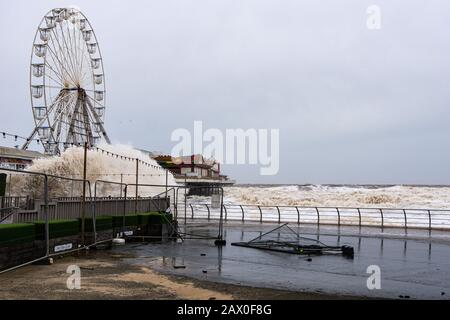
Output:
[180, 202, 450, 231]
[0, 196, 33, 210]
[5, 197, 168, 224]
[0, 168, 173, 274]
[0, 206, 18, 223]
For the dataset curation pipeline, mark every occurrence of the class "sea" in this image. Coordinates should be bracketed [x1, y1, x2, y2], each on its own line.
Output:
[219, 184, 450, 209]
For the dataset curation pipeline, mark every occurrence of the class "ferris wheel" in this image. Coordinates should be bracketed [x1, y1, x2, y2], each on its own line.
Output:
[23, 7, 110, 155]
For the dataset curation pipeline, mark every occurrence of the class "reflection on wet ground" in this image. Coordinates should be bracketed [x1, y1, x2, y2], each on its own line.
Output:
[114, 221, 450, 299]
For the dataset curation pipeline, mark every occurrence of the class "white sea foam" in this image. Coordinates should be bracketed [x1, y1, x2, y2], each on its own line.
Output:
[6, 144, 177, 198]
[223, 185, 450, 209]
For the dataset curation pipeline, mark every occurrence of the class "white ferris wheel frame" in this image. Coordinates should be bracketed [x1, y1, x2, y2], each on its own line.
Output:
[24, 7, 110, 154]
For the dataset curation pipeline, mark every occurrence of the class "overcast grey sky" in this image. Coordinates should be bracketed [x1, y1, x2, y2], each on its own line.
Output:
[1, 0, 450, 184]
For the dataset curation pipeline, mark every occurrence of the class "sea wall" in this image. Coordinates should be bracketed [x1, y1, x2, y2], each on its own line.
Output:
[0, 212, 174, 271]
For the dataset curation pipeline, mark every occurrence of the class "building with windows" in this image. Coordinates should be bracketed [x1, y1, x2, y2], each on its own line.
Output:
[153, 154, 227, 179]
[0, 146, 44, 170]
[153, 154, 234, 195]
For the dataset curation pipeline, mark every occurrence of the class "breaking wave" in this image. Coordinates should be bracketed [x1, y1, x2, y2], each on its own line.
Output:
[6, 144, 176, 198]
[223, 185, 450, 209]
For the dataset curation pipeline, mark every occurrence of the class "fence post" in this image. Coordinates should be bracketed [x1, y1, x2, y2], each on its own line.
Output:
[157, 196, 161, 212]
[43, 175, 49, 257]
[379, 209, 384, 229]
[123, 186, 127, 240]
[336, 207, 340, 226]
[223, 205, 228, 222]
[276, 206, 281, 224]
[428, 210, 431, 230]
[403, 209, 407, 229]
[295, 207, 300, 225]
[240, 205, 244, 222]
[258, 206, 262, 223]
[81, 142, 88, 245]
[315, 207, 320, 226]
[357, 208, 361, 227]
[205, 204, 210, 221]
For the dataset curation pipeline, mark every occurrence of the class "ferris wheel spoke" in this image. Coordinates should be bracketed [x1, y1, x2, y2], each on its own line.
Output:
[77, 25, 86, 82]
[44, 45, 66, 83]
[60, 93, 78, 125]
[46, 85, 66, 90]
[85, 95, 111, 143]
[45, 77, 64, 89]
[51, 94, 76, 136]
[66, 22, 78, 71]
[81, 99, 94, 144]
[73, 23, 84, 81]
[53, 23, 76, 79]
[46, 41, 77, 86]
[58, 22, 79, 83]
[37, 91, 69, 129]
[43, 60, 65, 84]
[78, 69, 91, 86]
[66, 93, 85, 145]
[79, 45, 92, 86]
[44, 71, 65, 88]
[49, 27, 78, 85]
[48, 27, 73, 79]
[45, 72, 64, 88]
[23, 90, 67, 149]
[87, 106, 105, 138]
[72, 23, 82, 81]
[85, 92, 106, 108]
[61, 22, 83, 86]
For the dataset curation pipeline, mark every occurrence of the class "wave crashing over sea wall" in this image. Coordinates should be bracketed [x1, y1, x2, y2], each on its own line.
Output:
[7, 144, 176, 198]
[223, 185, 450, 209]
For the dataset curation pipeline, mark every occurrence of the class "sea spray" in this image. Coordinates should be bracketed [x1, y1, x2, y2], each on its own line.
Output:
[5, 144, 177, 198]
[222, 185, 450, 209]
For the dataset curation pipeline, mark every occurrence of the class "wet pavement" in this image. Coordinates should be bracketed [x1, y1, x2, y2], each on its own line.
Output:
[114, 221, 450, 299]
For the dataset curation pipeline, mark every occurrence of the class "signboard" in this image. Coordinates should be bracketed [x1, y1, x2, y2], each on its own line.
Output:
[54, 243, 73, 253]
[185, 172, 198, 177]
[116, 231, 134, 238]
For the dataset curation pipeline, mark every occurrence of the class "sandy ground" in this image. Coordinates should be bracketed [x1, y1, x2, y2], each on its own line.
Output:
[0, 250, 355, 300]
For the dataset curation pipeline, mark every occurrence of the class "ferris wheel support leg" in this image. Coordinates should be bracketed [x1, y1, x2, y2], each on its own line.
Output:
[21, 127, 39, 150]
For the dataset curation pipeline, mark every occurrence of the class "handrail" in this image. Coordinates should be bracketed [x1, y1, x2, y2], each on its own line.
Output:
[219, 203, 450, 212]
[0, 169, 174, 274]
[0, 206, 19, 223]
[180, 202, 450, 231]
[276, 206, 281, 224]
[428, 210, 431, 230]
[403, 209, 408, 228]
[205, 204, 210, 221]
[336, 207, 341, 226]
[0, 206, 17, 212]
[222, 205, 228, 221]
